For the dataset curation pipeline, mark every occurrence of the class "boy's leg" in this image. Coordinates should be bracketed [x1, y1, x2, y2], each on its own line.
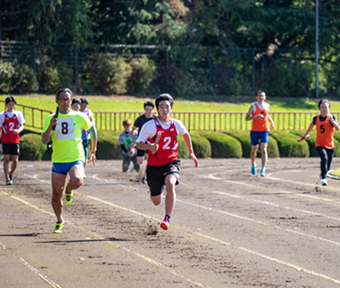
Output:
[122, 155, 130, 172]
[10, 155, 19, 176]
[250, 145, 258, 165]
[67, 163, 85, 191]
[164, 174, 177, 217]
[3, 154, 10, 181]
[326, 148, 335, 172]
[260, 142, 268, 169]
[316, 147, 328, 179]
[132, 155, 140, 172]
[51, 172, 68, 223]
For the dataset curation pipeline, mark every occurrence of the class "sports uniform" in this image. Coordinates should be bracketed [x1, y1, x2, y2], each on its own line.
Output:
[137, 117, 187, 196]
[43, 110, 92, 173]
[313, 114, 338, 180]
[250, 102, 271, 146]
[133, 114, 155, 156]
[0, 110, 25, 155]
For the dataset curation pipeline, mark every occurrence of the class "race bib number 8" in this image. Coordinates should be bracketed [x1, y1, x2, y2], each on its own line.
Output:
[55, 118, 75, 140]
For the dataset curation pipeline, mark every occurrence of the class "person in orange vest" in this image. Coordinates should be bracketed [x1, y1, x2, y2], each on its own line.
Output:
[301, 99, 339, 186]
[246, 90, 274, 177]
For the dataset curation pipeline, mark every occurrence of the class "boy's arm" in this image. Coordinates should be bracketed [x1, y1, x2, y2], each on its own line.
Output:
[268, 115, 275, 129]
[182, 133, 198, 168]
[329, 115, 340, 131]
[303, 122, 314, 138]
[245, 105, 256, 121]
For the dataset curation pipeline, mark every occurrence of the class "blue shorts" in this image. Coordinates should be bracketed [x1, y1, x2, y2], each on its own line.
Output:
[250, 131, 270, 146]
[52, 160, 84, 175]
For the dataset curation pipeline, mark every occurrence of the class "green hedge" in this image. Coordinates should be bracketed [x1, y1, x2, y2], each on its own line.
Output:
[190, 134, 212, 158]
[270, 130, 309, 157]
[224, 130, 279, 158]
[96, 131, 122, 160]
[20, 134, 47, 160]
[193, 131, 242, 158]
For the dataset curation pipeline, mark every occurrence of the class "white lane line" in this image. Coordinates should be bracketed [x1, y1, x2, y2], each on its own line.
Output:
[0, 241, 62, 288]
[214, 190, 340, 223]
[83, 196, 340, 284]
[13, 173, 340, 284]
[174, 198, 340, 246]
[206, 174, 340, 204]
[0, 192, 206, 288]
[195, 233, 340, 285]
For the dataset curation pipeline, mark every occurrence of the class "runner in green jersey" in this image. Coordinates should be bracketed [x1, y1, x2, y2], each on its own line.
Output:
[42, 88, 98, 233]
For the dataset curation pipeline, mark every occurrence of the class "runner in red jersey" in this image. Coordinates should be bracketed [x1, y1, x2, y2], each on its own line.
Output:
[0, 96, 25, 185]
[136, 94, 198, 230]
[301, 99, 339, 186]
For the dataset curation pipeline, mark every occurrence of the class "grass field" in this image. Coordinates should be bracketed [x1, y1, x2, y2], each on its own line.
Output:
[1, 94, 340, 112]
[1, 94, 340, 132]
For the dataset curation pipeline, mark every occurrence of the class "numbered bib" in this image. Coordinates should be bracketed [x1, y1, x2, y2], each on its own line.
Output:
[55, 117, 75, 140]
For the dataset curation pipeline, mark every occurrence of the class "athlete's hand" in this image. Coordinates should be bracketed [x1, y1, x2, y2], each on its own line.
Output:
[328, 113, 334, 123]
[256, 114, 265, 119]
[190, 153, 199, 168]
[89, 152, 96, 166]
[50, 117, 58, 129]
[150, 143, 159, 154]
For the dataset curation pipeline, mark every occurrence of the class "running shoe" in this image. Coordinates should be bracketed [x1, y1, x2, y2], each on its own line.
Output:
[6, 173, 13, 185]
[65, 184, 73, 205]
[53, 221, 64, 233]
[251, 164, 256, 175]
[321, 178, 328, 186]
[260, 168, 266, 177]
[141, 177, 147, 184]
[160, 215, 170, 230]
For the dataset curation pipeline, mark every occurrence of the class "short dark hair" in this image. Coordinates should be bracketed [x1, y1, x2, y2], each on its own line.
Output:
[256, 90, 265, 96]
[144, 101, 154, 109]
[80, 98, 89, 105]
[72, 99, 81, 105]
[56, 88, 72, 100]
[155, 93, 174, 109]
[5, 96, 17, 105]
[318, 99, 330, 109]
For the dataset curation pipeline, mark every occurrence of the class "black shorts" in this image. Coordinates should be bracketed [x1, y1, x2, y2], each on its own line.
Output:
[146, 159, 181, 196]
[1, 143, 20, 156]
[137, 148, 146, 157]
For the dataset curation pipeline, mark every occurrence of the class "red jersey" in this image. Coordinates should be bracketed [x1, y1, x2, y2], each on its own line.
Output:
[315, 115, 335, 149]
[251, 102, 270, 132]
[147, 118, 178, 166]
[1, 111, 21, 144]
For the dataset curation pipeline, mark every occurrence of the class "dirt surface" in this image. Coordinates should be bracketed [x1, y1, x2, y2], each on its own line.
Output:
[1, 157, 340, 288]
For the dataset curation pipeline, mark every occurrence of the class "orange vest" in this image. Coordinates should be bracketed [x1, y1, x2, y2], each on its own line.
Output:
[251, 103, 270, 132]
[315, 115, 335, 149]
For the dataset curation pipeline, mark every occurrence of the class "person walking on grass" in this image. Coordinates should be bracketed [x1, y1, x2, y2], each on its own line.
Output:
[119, 119, 140, 173]
[301, 99, 339, 186]
[136, 94, 198, 230]
[42, 88, 98, 233]
[130, 101, 155, 184]
[245, 90, 274, 177]
[0, 96, 25, 185]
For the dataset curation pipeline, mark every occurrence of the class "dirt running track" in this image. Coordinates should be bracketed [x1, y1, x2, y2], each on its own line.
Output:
[1, 158, 340, 288]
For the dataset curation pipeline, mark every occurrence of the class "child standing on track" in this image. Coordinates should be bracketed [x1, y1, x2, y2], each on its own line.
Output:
[119, 119, 140, 173]
[0, 96, 25, 185]
[301, 99, 339, 186]
[136, 94, 198, 230]
[130, 101, 156, 184]
[245, 90, 274, 177]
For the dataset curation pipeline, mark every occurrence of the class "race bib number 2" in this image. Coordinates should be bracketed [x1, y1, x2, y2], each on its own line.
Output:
[55, 118, 75, 140]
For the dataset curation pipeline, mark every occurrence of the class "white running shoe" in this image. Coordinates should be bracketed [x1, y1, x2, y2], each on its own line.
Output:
[321, 178, 328, 186]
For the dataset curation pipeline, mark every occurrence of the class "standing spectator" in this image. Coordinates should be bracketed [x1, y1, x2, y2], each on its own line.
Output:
[79, 98, 95, 178]
[130, 101, 155, 184]
[0, 96, 25, 185]
[301, 99, 339, 186]
[245, 90, 274, 177]
[119, 119, 140, 173]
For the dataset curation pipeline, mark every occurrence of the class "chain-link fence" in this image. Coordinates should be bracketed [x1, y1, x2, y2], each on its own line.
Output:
[0, 40, 327, 98]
